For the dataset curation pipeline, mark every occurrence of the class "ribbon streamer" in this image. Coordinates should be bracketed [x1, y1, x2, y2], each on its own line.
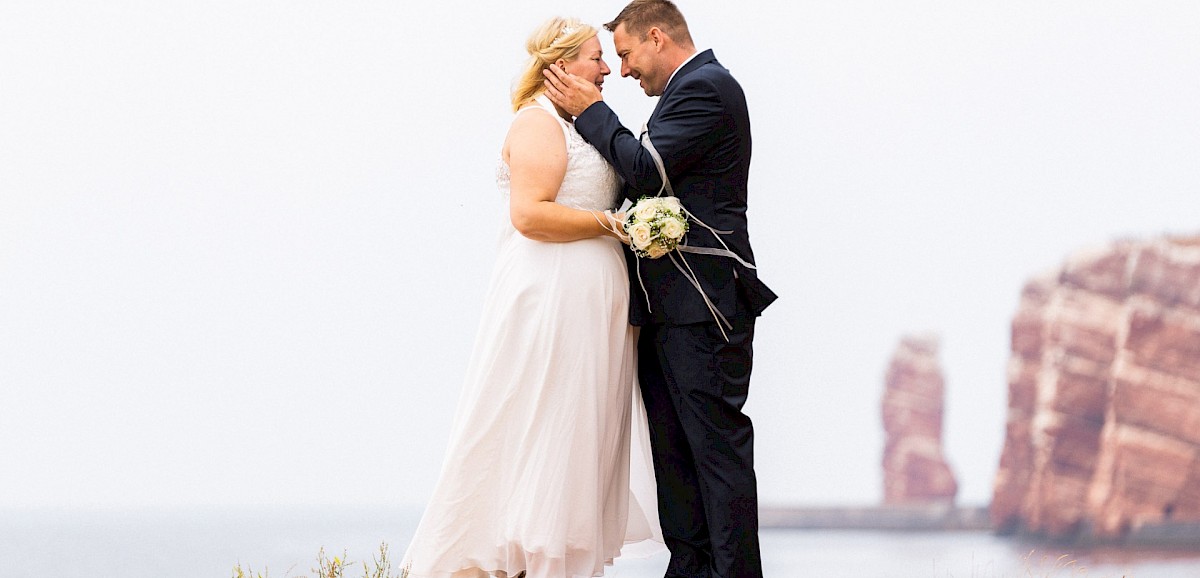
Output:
[633, 127, 756, 341]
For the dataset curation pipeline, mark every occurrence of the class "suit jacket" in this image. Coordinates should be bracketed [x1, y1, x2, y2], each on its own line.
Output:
[575, 49, 777, 326]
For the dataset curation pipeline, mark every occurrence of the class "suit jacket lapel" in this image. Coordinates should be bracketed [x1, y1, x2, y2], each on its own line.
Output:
[649, 49, 718, 122]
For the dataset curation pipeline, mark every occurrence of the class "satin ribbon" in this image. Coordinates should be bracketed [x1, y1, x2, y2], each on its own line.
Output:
[634, 126, 756, 341]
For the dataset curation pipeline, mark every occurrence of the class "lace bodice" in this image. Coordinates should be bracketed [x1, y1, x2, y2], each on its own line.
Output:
[496, 96, 622, 211]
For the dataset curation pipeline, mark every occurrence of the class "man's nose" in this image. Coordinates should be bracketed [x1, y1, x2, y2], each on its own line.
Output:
[621, 64, 631, 77]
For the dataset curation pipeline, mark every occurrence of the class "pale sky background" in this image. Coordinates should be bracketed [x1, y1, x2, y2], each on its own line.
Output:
[2, 1, 1197, 512]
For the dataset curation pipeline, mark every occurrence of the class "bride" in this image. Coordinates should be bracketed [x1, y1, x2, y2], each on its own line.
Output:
[400, 16, 663, 578]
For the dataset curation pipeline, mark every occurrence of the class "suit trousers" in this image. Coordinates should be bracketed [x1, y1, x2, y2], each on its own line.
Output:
[637, 309, 762, 578]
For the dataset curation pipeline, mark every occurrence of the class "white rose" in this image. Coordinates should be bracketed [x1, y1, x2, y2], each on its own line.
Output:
[627, 222, 653, 250]
[634, 200, 659, 222]
[645, 243, 670, 259]
[660, 218, 686, 241]
[660, 196, 683, 214]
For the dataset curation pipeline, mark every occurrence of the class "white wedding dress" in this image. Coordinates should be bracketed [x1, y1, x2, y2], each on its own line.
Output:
[401, 96, 663, 578]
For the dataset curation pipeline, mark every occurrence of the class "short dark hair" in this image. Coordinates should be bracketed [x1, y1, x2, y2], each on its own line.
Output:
[604, 0, 693, 46]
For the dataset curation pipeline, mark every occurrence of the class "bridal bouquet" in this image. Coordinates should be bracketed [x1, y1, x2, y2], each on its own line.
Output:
[624, 196, 689, 259]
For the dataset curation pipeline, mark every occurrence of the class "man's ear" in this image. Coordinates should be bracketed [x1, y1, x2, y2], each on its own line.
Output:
[648, 27, 665, 50]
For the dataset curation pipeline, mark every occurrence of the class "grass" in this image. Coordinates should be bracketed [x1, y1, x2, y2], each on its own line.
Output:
[233, 543, 405, 578]
[954, 548, 1126, 578]
[1020, 549, 1090, 576]
[233, 544, 1128, 578]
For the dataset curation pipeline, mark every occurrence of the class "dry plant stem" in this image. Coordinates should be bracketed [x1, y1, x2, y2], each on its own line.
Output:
[1019, 549, 1098, 578]
[233, 542, 403, 578]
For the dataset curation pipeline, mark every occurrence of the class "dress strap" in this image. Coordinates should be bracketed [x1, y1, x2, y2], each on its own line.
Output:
[513, 105, 548, 119]
[535, 94, 573, 142]
[513, 95, 573, 147]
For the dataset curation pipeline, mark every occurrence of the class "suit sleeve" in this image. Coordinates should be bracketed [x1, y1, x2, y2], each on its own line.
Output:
[574, 76, 724, 200]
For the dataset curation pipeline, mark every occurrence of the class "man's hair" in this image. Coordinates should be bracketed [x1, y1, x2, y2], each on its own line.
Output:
[604, 0, 693, 46]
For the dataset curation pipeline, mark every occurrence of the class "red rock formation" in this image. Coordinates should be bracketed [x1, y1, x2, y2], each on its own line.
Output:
[992, 235, 1200, 540]
[882, 334, 958, 504]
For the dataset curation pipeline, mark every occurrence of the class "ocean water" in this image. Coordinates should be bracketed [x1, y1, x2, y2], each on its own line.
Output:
[2, 506, 1199, 578]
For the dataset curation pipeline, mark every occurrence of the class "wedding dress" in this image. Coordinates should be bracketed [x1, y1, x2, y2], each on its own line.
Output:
[401, 96, 663, 578]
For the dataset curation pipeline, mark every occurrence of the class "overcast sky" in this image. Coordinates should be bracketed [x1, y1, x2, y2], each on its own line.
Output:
[2, 1, 1198, 511]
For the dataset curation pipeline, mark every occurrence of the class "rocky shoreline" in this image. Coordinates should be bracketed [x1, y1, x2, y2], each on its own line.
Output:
[758, 505, 1200, 550]
[759, 504, 989, 531]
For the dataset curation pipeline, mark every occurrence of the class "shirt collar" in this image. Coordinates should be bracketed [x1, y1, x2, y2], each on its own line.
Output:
[664, 50, 704, 92]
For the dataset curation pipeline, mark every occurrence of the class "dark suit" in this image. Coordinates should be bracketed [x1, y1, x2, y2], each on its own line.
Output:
[574, 50, 776, 578]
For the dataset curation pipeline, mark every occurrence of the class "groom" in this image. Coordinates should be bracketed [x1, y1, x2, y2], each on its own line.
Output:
[544, 1, 776, 576]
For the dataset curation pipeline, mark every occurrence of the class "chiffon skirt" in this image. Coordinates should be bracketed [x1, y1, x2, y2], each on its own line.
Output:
[401, 226, 664, 578]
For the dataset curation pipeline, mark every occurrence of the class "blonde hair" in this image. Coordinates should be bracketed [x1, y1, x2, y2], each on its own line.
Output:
[511, 17, 597, 112]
